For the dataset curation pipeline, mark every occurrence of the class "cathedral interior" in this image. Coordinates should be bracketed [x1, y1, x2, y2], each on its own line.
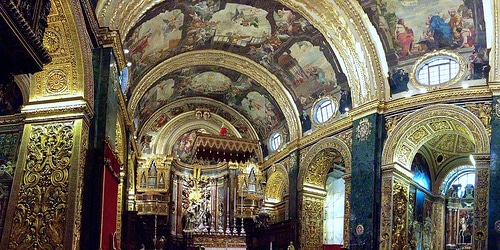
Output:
[0, 0, 499, 249]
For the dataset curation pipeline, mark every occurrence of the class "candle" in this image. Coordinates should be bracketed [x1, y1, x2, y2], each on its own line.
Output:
[227, 187, 229, 214]
[241, 191, 243, 215]
[270, 241, 272, 250]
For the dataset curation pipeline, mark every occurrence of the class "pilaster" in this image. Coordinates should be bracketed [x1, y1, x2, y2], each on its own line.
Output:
[472, 153, 489, 250]
[379, 163, 413, 250]
[0, 104, 91, 249]
[349, 113, 384, 249]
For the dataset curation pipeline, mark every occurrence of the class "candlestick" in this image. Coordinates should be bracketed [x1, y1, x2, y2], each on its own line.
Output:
[240, 191, 245, 235]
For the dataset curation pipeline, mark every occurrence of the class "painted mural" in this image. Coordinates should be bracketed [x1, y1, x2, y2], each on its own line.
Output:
[0, 80, 23, 116]
[172, 129, 199, 162]
[125, 0, 350, 127]
[137, 66, 285, 141]
[0, 131, 21, 172]
[362, 0, 488, 95]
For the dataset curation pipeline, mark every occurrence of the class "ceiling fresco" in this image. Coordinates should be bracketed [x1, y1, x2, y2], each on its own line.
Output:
[112, 0, 493, 163]
[124, 0, 350, 122]
[136, 66, 286, 141]
[360, 0, 488, 95]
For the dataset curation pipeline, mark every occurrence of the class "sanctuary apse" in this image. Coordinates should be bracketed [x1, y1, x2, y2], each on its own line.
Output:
[0, 0, 500, 250]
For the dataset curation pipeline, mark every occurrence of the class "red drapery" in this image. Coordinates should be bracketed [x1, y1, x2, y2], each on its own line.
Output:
[101, 141, 120, 250]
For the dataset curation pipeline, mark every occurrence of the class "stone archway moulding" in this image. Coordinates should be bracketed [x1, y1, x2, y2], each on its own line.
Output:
[382, 104, 490, 169]
[265, 164, 289, 202]
[298, 136, 352, 190]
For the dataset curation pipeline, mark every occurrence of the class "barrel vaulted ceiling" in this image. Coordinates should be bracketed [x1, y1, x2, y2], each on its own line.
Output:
[94, 0, 490, 162]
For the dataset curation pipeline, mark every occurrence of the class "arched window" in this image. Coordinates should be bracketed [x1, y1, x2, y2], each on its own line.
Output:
[416, 57, 460, 85]
[313, 97, 338, 124]
[269, 132, 282, 152]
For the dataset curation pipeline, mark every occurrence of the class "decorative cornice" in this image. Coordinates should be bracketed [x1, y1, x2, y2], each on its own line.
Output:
[0, 114, 25, 126]
[298, 117, 352, 149]
[97, 27, 127, 70]
[0, 0, 51, 65]
[260, 141, 297, 170]
[384, 86, 492, 114]
[21, 99, 94, 124]
[349, 100, 385, 120]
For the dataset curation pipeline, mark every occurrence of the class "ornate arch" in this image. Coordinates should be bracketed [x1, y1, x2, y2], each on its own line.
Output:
[265, 164, 288, 202]
[298, 137, 352, 190]
[382, 104, 490, 169]
[138, 97, 259, 143]
[31, 0, 93, 104]
[128, 50, 300, 141]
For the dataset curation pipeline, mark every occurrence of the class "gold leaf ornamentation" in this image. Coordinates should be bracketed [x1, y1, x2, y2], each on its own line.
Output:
[9, 122, 74, 249]
[356, 118, 371, 141]
[46, 69, 68, 93]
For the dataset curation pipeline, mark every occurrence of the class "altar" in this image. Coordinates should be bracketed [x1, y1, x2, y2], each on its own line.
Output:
[187, 233, 247, 249]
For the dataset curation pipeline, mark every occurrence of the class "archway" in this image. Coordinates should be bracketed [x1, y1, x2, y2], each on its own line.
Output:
[380, 104, 490, 249]
[298, 137, 351, 249]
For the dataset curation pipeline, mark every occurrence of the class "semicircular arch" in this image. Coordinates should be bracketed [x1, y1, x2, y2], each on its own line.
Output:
[382, 104, 490, 169]
[265, 164, 289, 202]
[298, 136, 352, 190]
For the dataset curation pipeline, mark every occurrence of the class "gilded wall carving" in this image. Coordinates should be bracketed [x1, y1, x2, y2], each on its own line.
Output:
[73, 122, 88, 247]
[343, 176, 351, 248]
[380, 177, 393, 249]
[33, 0, 93, 106]
[304, 150, 336, 187]
[383, 104, 490, 168]
[355, 118, 372, 141]
[299, 137, 351, 189]
[385, 114, 406, 139]
[265, 169, 287, 201]
[9, 122, 74, 249]
[299, 195, 323, 250]
[474, 166, 489, 250]
[432, 201, 444, 250]
[392, 180, 408, 250]
[407, 188, 416, 249]
[463, 102, 492, 136]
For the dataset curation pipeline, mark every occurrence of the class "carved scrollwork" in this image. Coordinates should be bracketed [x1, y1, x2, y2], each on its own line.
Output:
[9, 122, 74, 249]
[300, 195, 323, 250]
[392, 180, 408, 250]
[380, 177, 393, 249]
